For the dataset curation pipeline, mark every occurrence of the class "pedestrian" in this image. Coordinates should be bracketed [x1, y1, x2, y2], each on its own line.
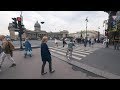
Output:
[0, 35, 16, 72]
[88, 38, 91, 47]
[55, 38, 58, 47]
[23, 38, 32, 58]
[91, 37, 95, 48]
[84, 37, 87, 47]
[114, 36, 119, 50]
[41, 36, 55, 75]
[105, 37, 109, 48]
[66, 39, 75, 60]
[63, 38, 66, 47]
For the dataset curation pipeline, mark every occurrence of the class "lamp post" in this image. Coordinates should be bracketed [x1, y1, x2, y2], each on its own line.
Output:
[98, 27, 100, 43]
[41, 21, 45, 30]
[85, 17, 88, 38]
[40, 21, 45, 38]
[19, 11, 23, 50]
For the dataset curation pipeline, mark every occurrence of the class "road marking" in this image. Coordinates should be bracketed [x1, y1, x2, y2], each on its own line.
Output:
[51, 49, 82, 61]
[50, 47, 87, 57]
[50, 46, 93, 54]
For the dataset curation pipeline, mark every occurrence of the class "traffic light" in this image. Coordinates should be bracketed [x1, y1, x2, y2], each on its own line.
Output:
[17, 17, 22, 29]
[12, 18, 17, 28]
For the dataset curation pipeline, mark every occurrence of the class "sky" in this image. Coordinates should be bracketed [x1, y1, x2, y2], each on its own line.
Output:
[0, 11, 108, 35]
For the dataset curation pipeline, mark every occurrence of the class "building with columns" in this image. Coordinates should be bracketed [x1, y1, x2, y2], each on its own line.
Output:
[8, 21, 69, 40]
[47, 30, 69, 40]
[69, 30, 99, 39]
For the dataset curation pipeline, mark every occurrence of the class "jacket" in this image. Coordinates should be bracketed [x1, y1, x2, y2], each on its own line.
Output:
[41, 43, 51, 61]
[2, 41, 14, 54]
[24, 41, 32, 51]
[68, 42, 75, 49]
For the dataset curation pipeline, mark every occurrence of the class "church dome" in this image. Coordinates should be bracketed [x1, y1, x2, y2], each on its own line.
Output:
[34, 21, 40, 28]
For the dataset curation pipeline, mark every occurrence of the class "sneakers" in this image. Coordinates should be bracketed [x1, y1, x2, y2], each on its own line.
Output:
[41, 72, 47, 75]
[50, 70, 55, 73]
[10, 63, 16, 67]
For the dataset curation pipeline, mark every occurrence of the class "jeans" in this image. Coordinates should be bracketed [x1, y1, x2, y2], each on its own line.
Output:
[114, 42, 119, 50]
[41, 60, 52, 73]
[24, 50, 32, 55]
[66, 48, 73, 58]
[0, 52, 15, 66]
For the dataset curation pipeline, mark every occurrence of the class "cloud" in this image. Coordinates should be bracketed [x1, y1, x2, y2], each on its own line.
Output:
[0, 11, 108, 35]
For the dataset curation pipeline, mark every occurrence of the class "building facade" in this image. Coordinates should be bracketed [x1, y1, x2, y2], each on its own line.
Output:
[8, 21, 69, 40]
[69, 30, 98, 39]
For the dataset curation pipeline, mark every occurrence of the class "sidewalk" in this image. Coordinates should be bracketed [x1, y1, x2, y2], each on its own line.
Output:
[0, 48, 104, 79]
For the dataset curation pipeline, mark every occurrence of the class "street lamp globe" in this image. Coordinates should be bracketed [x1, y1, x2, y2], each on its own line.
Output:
[41, 22, 44, 24]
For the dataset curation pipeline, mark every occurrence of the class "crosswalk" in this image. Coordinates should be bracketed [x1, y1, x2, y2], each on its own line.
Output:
[49, 44, 103, 62]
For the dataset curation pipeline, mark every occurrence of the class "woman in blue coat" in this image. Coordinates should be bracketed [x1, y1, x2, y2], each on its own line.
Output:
[41, 36, 55, 75]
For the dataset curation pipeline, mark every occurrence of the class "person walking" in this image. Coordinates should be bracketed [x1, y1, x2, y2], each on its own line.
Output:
[84, 37, 87, 47]
[41, 36, 55, 75]
[63, 38, 66, 47]
[55, 38, 58, 47]
[0, 35, 16, 72]
[105, 37, 109, 48]
[66, 39, 75, 60]
[88, 38, 91, 47]
[91, 37, 95, 48]
[114, 36, 119, 50]
[23, 38, 32, 58]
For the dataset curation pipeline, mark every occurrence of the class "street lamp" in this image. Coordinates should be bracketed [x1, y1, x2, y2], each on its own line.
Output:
[41, 21, 45, 30]
[85, 17, 88, 38]
[98, 27, 100, 43]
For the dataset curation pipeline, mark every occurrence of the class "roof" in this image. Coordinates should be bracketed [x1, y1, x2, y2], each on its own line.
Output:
[34, 21, 41, 27]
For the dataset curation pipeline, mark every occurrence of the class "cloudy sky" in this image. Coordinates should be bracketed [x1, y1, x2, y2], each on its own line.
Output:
[0, 11, 108, 35]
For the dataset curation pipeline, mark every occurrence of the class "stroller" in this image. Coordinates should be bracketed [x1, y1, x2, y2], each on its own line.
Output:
[23, 41, 32, 58]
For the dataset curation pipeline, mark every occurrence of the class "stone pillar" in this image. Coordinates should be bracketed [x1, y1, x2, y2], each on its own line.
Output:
[8, 23, 16, 40]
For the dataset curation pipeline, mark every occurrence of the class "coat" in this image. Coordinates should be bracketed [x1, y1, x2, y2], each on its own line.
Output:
[24, 41, 32, 51]
[41, 43, 51, 61]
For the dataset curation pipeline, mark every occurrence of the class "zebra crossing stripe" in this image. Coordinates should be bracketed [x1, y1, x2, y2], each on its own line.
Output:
[74, 48, 98, 53]
[50, 47, 86, 57]
[74, 49, 93, 53]
[50, 46, 93, 54]
[73, 50, 90, 55]
[50, 49, 82, 60]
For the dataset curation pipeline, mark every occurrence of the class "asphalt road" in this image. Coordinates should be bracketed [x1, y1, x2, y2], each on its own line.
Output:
[78, 47, 120, 76]
[0, 48, 104, 79]
[12, 40, 63, 48]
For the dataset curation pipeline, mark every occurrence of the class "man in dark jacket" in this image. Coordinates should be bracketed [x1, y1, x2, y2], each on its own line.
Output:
[41, 36, 55, 75]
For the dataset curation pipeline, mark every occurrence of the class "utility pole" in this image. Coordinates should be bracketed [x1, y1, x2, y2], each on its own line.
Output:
[19, 11, 23, 50]
[85, 17, 88, 38]
[19, 11, 24, 50]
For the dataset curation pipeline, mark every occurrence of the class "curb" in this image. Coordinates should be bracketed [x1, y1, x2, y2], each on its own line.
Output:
[51, 52, 120, 79]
